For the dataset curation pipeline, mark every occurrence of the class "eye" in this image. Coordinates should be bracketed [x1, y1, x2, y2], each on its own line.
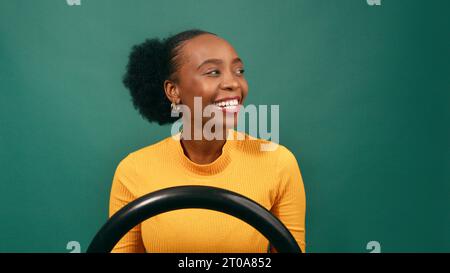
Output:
[237, 68, 245, 75]
[206, 70, 220, 76]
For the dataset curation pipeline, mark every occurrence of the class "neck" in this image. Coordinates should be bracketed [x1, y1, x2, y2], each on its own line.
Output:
[179, 127, 230, 165]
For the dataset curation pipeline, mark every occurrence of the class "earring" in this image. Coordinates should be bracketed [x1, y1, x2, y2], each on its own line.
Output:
[171, 101, 180, 113]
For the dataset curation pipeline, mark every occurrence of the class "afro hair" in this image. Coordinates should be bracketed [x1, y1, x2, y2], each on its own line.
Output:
[122, 29, 216, 125]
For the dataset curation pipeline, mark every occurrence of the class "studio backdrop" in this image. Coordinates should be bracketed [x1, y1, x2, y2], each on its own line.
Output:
[0, 0, 449, 252]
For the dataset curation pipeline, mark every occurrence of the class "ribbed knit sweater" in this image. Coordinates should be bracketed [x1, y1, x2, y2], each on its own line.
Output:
[109, 129, 306, 253]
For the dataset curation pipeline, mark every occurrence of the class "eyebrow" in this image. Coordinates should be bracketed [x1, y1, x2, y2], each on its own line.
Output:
[197, 57, 243, 70]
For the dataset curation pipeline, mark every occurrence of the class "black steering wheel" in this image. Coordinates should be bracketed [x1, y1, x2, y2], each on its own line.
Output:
[87, 185, 301, 253]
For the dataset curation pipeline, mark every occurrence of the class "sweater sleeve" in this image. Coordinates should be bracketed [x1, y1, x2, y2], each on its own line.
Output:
[270, 145, 307, 253]
[109, 154, 146, 253]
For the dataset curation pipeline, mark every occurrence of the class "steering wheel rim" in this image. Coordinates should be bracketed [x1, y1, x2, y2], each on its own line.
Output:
[87, 185, 301, 253]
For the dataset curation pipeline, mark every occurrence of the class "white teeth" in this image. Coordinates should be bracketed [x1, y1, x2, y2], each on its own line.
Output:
[214, 99, 238, 107]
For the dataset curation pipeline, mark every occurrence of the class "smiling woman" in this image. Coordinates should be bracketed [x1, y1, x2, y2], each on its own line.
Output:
[112, 29, 306, 253]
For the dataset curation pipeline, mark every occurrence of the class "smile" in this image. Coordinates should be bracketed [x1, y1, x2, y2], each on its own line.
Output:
[213, 98, 241, 113]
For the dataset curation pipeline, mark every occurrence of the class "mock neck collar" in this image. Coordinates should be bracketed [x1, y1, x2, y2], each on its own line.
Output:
[170, 129, 241, 176]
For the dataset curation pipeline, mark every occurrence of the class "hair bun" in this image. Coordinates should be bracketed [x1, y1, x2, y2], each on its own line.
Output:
[122, 29, 215, 125]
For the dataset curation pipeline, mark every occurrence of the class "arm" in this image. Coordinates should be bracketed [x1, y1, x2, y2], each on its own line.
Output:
[269, 146, 307, 253]
[109, 154, 146, 253]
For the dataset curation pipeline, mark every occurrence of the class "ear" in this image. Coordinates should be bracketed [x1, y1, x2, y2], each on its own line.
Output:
[164, 79, 180, 104]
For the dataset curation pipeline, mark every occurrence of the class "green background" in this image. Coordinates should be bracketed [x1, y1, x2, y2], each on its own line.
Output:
[0, 0, 449, 253]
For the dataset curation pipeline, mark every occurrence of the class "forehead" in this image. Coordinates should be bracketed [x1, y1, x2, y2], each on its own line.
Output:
[179, 34, 240, 66]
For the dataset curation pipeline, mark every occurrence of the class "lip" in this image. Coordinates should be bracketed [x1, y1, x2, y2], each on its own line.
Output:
[213, 96, 242, 104]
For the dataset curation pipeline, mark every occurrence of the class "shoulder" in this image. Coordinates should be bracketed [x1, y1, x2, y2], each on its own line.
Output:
[233, 130, 298, 162]
[275, 145, 299, 167]
[112, 136, 173, 190]
[123, 135, 173, 164]
[232, 130, 301, 175]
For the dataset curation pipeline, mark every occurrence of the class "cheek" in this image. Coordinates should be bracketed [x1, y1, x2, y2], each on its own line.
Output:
[192, 78, 218, 103]
[181, 77, 217, 106]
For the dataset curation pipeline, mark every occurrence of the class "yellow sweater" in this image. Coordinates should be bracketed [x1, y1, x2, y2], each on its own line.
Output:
[109, 129, 306, 253]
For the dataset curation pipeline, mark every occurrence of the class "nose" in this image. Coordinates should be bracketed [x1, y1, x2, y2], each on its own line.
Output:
[219, 70, 240, 91]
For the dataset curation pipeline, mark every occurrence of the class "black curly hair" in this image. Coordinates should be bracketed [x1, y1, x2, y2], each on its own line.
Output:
[122, 29, 217, 125]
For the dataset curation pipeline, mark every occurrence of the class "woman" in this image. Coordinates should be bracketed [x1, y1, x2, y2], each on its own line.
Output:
[110, 29, 306, 253]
